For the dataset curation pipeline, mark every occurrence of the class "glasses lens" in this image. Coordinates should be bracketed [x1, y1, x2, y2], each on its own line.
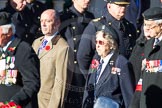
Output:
[96, 40, 104, 45]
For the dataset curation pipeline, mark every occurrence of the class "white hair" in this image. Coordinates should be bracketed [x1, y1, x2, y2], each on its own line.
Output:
[1, 23, 16, 35]
[154, 19, 162, 25]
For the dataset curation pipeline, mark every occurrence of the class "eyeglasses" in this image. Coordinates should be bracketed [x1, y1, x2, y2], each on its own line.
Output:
[144, 23, 159, 29]
[95, 40, 107, 45]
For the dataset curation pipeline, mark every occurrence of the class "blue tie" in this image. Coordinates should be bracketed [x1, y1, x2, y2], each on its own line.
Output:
[135, 0, 139, 8]
[96, 60, 104, 83]
[37, 39, 48, 55]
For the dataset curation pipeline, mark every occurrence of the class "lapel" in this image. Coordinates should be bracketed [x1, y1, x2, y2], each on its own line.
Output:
[39, 35, 60, 59]
[95, 51, 119, 90]
[144, 38, 161, 58]
[95, 64, 112, 90]
[4, 38, 21, 57]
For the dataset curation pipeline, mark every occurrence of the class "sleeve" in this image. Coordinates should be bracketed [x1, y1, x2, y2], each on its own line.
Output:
[48, 46, 71, 108]
[118, 56, 135, 108]
[11, 43, 40, 106]
[77, 21, 97, 77]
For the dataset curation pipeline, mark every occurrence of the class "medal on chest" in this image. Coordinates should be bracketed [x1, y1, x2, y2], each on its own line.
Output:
[0, 56, 18, 86]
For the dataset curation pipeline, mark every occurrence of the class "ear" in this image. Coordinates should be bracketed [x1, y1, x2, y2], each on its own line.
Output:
[107, 3, 111, 9]
[7, 28, 13, 37]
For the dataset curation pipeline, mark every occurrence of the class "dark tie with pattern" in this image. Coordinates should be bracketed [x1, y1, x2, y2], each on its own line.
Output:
[0, 47, 2, 58]
[37, 39, 48, 55]
[96, 60, 104, 83]
[119, 21, 125, 32]
[154, 38, 160, 48]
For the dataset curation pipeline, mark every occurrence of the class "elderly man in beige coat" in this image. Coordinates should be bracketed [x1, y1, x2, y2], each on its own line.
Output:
[32, 9, 72, 108]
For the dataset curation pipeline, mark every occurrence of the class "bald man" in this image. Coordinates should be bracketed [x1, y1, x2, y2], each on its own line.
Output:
[32, 9, 72, 108]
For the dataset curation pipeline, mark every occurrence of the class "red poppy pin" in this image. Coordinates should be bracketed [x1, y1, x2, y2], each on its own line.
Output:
[8, 47, 16, 52]
[45, 45, 50, 51]
[90, 59, 99, 73]
[0, 101, 22, 108]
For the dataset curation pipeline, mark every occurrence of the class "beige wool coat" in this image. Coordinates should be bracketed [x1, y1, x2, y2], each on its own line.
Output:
[32, 35, 73, 108]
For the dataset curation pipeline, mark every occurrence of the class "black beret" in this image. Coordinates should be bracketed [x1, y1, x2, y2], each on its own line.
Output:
[104, 0, 130, 5]
[143, 7, 162, 20]
[0, 12, 11, 26]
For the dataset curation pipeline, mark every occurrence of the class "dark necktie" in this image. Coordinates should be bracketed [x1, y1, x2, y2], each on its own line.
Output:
[135, 0, 139, 8]
[37, 39, 48, 55]
[96, 60, 104, 83]
[0, 48, 2, 58]
[154, 38, 160, 47]
[119, 21, 125, 32]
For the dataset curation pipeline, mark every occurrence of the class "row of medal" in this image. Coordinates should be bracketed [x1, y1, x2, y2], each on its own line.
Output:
[0, 56, 18, 86]
[145, 60, 162, 73]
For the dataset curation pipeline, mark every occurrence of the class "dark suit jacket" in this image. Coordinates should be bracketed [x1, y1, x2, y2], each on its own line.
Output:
[0, 37, 40, 108]
[129, 34, 147, 84]
[82, 52, 135, 108]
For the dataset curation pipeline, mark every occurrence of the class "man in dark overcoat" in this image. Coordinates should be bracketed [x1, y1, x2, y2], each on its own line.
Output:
[129, 7, 162, 108]
[59, 0, 94, 107]
[0, 12, 40, 108]
[26, 0, 47, 39]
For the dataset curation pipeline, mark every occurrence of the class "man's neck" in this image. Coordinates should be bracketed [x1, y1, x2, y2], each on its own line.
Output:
[73, 4, 85, 13]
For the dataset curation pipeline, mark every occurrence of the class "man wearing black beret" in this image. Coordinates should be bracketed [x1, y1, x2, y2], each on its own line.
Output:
[0, 11, 40, 108]
[129, 7, 162, 108]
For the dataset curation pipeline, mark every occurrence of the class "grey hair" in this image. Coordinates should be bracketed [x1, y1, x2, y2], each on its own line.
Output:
[1, 23, 15, 35]
[154, 19, 162, 25]
[96, 30, 118, 50]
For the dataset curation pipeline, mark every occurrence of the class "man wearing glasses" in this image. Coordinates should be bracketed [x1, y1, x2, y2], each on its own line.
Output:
[130, 7, 162, 108]
[77, 0, 137, 77]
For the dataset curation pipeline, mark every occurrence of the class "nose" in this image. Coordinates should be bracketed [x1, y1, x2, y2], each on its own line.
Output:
[41, 20, 46, 26]
[23, 0, 27, 5]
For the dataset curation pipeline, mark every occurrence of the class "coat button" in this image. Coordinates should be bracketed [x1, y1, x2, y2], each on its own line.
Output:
[129, 34, 132, 37]
[26, 34, 28, 38]
[73, 38, 76, 41]
[74, 49, 77, 52]
[108, 22, 111, 25]
[72, 26, 75, 30]
[25, 24, 28, 27]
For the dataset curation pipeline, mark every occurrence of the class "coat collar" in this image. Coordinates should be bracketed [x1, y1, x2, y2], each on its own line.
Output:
[38, 35, 60, 58]
[144, 38, 162, 58]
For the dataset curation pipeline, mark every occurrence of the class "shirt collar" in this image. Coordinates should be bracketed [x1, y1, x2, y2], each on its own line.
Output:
[101, 50, 114, 64]
[3, 36, 15, 51]
[44, 31, 58, 42]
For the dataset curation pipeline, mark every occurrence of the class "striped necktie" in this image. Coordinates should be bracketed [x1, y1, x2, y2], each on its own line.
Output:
[37, 39, 48, 55]
[96, 60, 104, 83]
